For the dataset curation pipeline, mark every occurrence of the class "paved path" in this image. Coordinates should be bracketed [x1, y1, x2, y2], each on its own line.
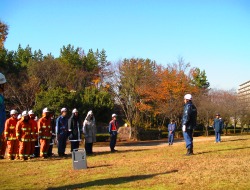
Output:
[92, 135, 245, 153]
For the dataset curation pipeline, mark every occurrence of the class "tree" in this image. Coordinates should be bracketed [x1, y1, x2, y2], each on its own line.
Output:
[59, 44, 82, 66]
[0, 20, 8, 49]
[110, 58, 158, 139]
[14, 44, 33, 68]
[191, 68, 210, 90]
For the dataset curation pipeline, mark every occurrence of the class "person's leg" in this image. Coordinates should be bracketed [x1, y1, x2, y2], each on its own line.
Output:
[218, 132, 221, 142]
[110, 134, 115, 151]
[172, 133, 175, 145]
[62, 135, 67, 154]
[57, 136, 63, 155]
[25, 142, 31, 160]
[19, 141, 24, 160]
[168, 132, 171, 145]
[183, 130, 193, 155]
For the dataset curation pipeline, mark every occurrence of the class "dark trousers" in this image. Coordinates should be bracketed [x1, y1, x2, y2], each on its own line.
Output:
[110, 132, 117, 151]
[71, 141, 80, 152]
[85, 143, 93, 154]
[34, 140, 40, 157]
[57, 134, 67, 155]
[183, 130, 193, 149]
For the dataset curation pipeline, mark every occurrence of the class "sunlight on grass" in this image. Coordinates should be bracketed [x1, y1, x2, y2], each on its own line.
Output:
[0, 135, 249, 190]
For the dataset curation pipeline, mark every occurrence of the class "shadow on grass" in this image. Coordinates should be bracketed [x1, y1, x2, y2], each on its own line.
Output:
[196, 146, 250, 155]
[93, 148, 151, 156]
[46, 170, 178, 190]
[223, 138, 249, 142]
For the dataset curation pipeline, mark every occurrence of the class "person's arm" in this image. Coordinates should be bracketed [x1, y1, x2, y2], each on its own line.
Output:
[16, 121, 21, 141]
[4, 119, 9, 140]
[108, 121, 112, 134]
[56, 117, 60, 139]
[173, 124, 176, 133]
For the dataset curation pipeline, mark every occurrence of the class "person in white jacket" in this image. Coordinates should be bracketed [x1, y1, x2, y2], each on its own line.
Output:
[82, 110, 96, 155]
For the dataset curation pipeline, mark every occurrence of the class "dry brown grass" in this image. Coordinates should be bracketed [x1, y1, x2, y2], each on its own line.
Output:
[0, 135, 249, 190]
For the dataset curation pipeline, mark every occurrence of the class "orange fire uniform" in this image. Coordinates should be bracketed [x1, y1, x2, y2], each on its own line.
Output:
[29, 118, 38, 156]
[16, 118, 32, 160]
[38, 115, 52, 157]
[4, 117, 18, 159]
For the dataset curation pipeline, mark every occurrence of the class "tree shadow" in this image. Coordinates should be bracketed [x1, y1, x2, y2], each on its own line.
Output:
[224, 138, 248, 142]
[92, 148, 151, 156]
[196, 146, 250, 155]
[46, 170, 178, 190]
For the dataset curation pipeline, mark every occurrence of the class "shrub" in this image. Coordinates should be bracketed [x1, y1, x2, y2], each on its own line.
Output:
[96, 133, 110, 142]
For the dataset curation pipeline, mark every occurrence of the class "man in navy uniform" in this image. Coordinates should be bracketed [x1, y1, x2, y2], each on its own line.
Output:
[182, 94, 197, 156]
[213, 113, 223, 143]
[168, 119, 176, 145]
[56, 108, 68, 157]
[108, 114, 118, 152]
[0, 73, 6, 159]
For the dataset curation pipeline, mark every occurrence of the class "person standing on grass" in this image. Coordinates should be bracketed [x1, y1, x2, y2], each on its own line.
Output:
[68, 108, 82, 152]
[56, 108, 68, 157]
[38, 108, 52, 158]
[213, 113, 223, 143]
[16, 111, 32, 161]
[182, 94, 197, 156]
[108, 113, 119, 152]
[47, 112, 56, 157]
[168, 119, 176, 146]
[4, 110, 18, 160]
[0, 73, 7, 159]
[28, 110, 38, 158]
[83, 110, 96, 155]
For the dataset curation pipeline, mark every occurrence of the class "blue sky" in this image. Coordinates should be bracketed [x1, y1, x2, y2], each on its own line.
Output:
[1, 0, 250, 90]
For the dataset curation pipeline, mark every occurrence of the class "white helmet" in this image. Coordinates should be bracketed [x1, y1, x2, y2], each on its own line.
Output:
[0, 73, 6, 84]
[43, 107, 50, 113]
[17, 114, 22, 120]
[22, 111, 29, 117]
[72, 108, 78, 113]
[112, 113, 117, 118]
[61, 107, 67, 112]
[28, 110, 34, 115]
[10, 110, 18, 115]
[184, 94, 192, 100]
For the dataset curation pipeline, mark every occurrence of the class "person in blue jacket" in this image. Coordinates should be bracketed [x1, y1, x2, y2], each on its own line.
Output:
[0, 73, 7, 159]
[168, 119, 176, 145]
[182, 94, 197, 156]
[56, 108, 68, 157]
[213, 113, 223, 143]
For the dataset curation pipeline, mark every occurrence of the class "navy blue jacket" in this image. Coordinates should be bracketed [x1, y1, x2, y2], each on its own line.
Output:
[56, 115, 68, 136]
[168, 123, 176, 133]
[213, 118, 223, 133]
[0, 94, 6, 135]
[182, 101, 197, 130]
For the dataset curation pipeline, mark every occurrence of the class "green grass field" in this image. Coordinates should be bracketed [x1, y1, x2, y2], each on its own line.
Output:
[0, 135, 250, 190]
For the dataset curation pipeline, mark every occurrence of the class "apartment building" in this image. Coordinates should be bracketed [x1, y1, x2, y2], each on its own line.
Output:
[238, 80, 250, 109]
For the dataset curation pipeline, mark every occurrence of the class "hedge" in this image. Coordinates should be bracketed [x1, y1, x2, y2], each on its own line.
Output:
[96, 133, 110, 142]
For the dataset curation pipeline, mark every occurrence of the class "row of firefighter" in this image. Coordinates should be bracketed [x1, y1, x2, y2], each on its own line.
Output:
[1, 107, 96, 160]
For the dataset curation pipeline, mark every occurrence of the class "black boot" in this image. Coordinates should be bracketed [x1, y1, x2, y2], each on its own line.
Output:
[190, 147, 194, 155]
[186, 148, 192, 156]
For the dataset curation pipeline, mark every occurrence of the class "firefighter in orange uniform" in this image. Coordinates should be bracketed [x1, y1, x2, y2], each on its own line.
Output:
[38, 107, 52, 158]
[28, 110, 38, 158]
[4, 110, 18, 160]
[16, 111, 32, 161]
